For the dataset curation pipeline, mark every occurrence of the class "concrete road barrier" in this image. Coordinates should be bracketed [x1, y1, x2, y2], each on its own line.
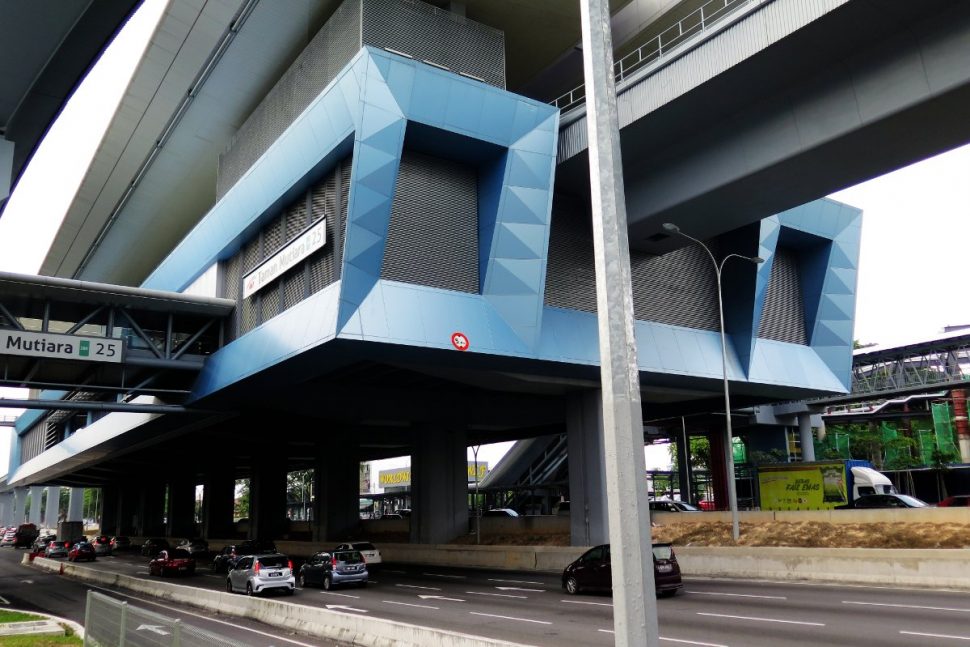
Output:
[29, 557, 530, 647]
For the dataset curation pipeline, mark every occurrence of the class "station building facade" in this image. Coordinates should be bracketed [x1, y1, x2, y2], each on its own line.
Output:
[2, 0, 861, 546]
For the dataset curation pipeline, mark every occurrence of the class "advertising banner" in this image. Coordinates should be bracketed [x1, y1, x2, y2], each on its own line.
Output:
[378, 462, 489, 489]
[758, 461, 848, 511]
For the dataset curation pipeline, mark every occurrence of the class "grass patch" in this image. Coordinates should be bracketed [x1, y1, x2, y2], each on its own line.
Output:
[0, 612, 41, 624]
[0, 635, 83, 646]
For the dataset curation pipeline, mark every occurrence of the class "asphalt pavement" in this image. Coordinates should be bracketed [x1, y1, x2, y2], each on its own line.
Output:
[5, 546, 970, 646]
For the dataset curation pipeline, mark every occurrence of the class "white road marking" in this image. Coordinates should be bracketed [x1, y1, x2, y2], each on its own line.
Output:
[599, 629, 614, 634]
[495, 586, 544, 592]
[325, 604, 368, 613]
[136, 624, 170, 636]
[83, 584, 320, 647]
[386, 569, 407, 574]
[696, 612, 824, 627]
[470, 612, 551, 625]
[418, 595, 465, 602]
[900, 631, 970, 641]
[20, 580, 34, 584]
[661, 638, 729, 646]
[422, 572, 466, 579]
[319, 591, 360, 599]
[203, 575, 222, 579]
[488, 578, 543, 585]
[368, 580, 378, 584]
[465, 591, 527, 599]
[562, 599, 612, 607]
[0, 595, 9, 604]
[384, 600, 440, 610]
[844, 600, 970, 613]
[396, 584, 441, 591]
[688, 590, 787, 600]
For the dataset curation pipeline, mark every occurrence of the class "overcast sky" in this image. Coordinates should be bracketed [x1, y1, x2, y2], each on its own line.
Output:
[3, 2, 970, 477]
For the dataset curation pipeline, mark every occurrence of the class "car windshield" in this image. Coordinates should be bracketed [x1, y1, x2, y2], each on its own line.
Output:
[258, 555, 289, 568]
[652, 544, 674, 560]
[335, 551, 363, 564]
[676, 502, 701, 511]
[897, 494, 928, 507]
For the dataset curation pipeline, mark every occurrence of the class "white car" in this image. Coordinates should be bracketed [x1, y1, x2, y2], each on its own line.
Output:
[335, 541, 381, 567]
[226, 553, 295, 596]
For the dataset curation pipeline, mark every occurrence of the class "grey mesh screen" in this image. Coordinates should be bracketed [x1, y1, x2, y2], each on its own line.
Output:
[362, 0, 505, 88]
[381, 150, 478, 293]
[543, 197, 720, 331]
[20, 424, 46, 463]
[757, 247, 808, 345]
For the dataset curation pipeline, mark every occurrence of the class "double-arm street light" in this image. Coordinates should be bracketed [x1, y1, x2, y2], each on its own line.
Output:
[662, 223, 764, 542]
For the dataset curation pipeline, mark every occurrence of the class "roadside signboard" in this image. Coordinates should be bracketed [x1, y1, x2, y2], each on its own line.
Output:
[0, 330, 123, 364]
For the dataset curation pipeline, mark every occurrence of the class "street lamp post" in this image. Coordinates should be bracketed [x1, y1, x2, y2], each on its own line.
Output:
[662, 223, 763, 542]
[472, 445, 481, 545]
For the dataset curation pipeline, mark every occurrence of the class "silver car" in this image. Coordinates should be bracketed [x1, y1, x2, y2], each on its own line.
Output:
[226, 553, 295, 596]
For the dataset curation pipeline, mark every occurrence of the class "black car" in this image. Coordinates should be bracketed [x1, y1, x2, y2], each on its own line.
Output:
[211, 540, 277, 574]
[838, 493, 929, 509]
[141, 537, 171, 557]
[32, 534, 57, 553]
[299, 550, 368, 590]
[562, 543, 682, 597]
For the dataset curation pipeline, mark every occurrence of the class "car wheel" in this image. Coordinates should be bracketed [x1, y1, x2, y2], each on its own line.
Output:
[246, 582, 255, 596]
[564, 576, 580, 595]
[299, 573, 307, 588]
[226, 579, 233, 593]
[287, 588, 295, 596]
[658, 589, 678, 598]
[323, 575, 333, 591]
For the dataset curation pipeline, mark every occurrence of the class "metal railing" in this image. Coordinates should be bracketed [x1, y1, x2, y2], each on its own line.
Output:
[552, 0, 757, 112]
[83, 591, 248, 647]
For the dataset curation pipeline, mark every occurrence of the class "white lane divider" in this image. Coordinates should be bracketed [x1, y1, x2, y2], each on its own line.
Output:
[488, 578, 543, 585]
[325, 604, 368, 613]
[384, 600, 439, 610]
[599, 630, 728, 647]
[470, 612, 550, 625]
[319, 591, 360, 599]
[844, 600, 970, 613]
[900, 631, 970, 641]
[696, 612, 824, 627]
[422, 573, 466, 579]
[385, 570, 407, 574]
[396, 584, 441, 591]
[688, 591, 787, 600]
[0, 595, 9, 605]
[495, 586, 544, 592]
[465, 591, 527, 599]
[562, 599, 612, 607]
[418, 595, 465, 602]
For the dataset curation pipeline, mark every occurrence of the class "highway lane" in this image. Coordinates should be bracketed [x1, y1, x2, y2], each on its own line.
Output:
[12, 548, 970, 646]
[0, 547, 342, 646]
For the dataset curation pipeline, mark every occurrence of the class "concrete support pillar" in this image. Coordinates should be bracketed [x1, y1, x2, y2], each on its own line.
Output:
[566, 391, 609, 547]
[709, 429, 728, 511]
[798, 412, 816, 462]
[28, 486, 44, 525]
[100, 486, 119, 537]
[43, 486, 60, 527]
[313, 456, 360, 542]
[118, 487, 140, 535]
[202, 471, 236, 540]
[675, 422, 693, 505]
[249, 460, 287, 540]
[12, 488, 26, 525]
[0, 492, 13, 526]
[410, 427, 468, 544]
[67, 488, 85, 523]
[138, 482, 166, 537]
[167, 479, 197, 538]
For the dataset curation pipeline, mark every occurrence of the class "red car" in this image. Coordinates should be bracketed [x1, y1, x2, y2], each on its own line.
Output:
[938, 495, 970, 507]
[68, 541, 96, 562]
[149, 548, 196, 577]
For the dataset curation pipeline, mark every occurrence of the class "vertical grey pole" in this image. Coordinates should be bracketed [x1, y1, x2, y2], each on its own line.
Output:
[715, 268, 741, 541]
[579, 1, 659, 645]
[119, 601, 128, 647]
[82, 591, 92, 647]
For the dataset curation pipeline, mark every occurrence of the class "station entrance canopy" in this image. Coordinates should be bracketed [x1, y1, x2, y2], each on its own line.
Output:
[0, 270, 234, 412]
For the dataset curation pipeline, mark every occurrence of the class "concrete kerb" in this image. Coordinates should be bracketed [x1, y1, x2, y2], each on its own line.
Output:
[29, 557, 532, 647]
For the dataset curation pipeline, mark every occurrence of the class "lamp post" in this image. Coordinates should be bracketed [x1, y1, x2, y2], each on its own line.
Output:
[472, 445, 481, 545]
[662, 223, 763, 542]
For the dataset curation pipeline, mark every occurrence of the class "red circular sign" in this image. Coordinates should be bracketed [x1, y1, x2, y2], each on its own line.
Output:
[451, 332, 470, 351]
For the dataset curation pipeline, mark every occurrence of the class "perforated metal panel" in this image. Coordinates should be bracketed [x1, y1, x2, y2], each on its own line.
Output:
[20, 424, 46, 463]
[758, 247, 808, 344]
[363, 0, 505, 88]
[543, 195, 720, 331]
[382, 151, 478, 293]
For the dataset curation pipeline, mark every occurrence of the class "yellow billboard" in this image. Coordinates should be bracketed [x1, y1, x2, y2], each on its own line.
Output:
[757, 461, 848, 511]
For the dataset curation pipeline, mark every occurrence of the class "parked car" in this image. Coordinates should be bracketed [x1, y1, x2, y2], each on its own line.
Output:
[149, 548, 196, 577]
[141, 537, 170, 556]
[562, 543, 682, 598]
[937, 495, 970, 507]
[211, 540, 277, 574]
[177, 538, 209, 557]
[837, 493, 930, 509]
[299, 550, 368, 590]
[226, 553, 295, 596]
[649, 499, 702, 513]
[1, 523, 39, 548]
[68, 541, 97, 562]
[91, 535, 112, 556]
[484, 508, 519, 517]
[45, 539, 73, 558]
[110, 536, 132, 552]
[334, 542, 381, 567]
[32, 534, 57, 553]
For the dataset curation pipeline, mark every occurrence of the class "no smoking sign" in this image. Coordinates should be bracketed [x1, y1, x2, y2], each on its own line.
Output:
[451, 332, 470, 351]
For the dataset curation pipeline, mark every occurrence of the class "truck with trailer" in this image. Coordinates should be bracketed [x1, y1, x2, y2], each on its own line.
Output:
[756, 459, 895, 511]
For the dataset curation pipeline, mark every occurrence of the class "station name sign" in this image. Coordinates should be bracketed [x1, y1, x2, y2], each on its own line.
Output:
[1, 330, 123, 364]
[243, 218, 327, 299]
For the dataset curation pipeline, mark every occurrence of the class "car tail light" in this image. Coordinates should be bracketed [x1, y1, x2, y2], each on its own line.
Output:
[287, 560, 294, 571]
[331, 556, 338, 567]
[254, 561, 261, 574]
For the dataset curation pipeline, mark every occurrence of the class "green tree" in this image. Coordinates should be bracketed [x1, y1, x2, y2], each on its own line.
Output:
[668, 437, 711, 471]
[930, 447, 959, 500]
[234, 479, 250, 520]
